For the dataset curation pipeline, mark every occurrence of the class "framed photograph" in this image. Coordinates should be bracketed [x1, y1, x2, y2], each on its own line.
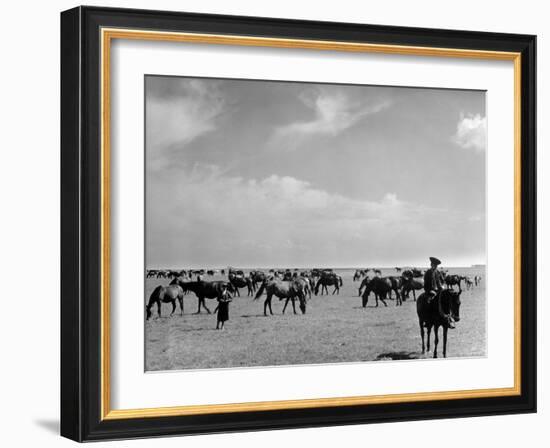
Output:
[60, 6, 536, 441]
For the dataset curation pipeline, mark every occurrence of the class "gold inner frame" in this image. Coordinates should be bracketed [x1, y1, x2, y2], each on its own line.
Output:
[100, 27, 522, 421]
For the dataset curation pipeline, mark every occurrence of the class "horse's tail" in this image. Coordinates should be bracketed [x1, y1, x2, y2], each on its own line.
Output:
[314, 279, 320, 295]
[254, 280, 266, 300]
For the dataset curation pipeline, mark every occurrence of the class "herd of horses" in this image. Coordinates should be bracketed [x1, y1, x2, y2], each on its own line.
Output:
[145, 266, 483, 359]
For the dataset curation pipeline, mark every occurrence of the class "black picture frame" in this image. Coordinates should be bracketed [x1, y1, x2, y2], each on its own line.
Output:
[61, 5, 536, 442]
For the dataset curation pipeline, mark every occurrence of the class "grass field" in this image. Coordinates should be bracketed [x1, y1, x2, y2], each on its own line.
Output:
[145, 267, 486, 371]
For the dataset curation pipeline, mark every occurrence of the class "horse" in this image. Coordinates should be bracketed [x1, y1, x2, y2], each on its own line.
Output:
[314, 273, 343, 295]
[254, 278, 307, 316]
[176, 280, 231, 314]
[445, 274, 462, 291]
[416, 289, 461, 358]
[387, 276, 403, 300]
[361, 276, 402, 307]
[463, 276, 473, 290]
[250, 270, 267, 289]
[145, 285, 184, 320]
[228, 272, 255, 296]
[401, 277, 424, 301]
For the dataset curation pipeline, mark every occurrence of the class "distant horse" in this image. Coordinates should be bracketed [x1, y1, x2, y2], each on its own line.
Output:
[179, 280, 231, 314]
[474, 275, 482, 286]
[314, 273, 343, 295]
[464, 276, 473, 290]
[416, 289, 461, 358]
[254, 278, 307, 316]
[362, 276, 402, 307]
[228, 272, 255, 296]
[145, 285, 184, 320]
[395, 267, 402, 273]
[373, 269, 382, 276]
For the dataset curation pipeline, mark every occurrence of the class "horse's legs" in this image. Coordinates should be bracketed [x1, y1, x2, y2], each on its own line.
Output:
[362, 292, 368, 308]
[427, 325, 432, 352]
[379, 293, 388, 307]
[264, 294, 273, 316]
[291, 298, 297, 314]
[195, 297, 201, 314]
[282, 297, 289, 314]
[433, 325, 439, 358]
[170, 299, 176, 316]
[419, 319, 425, 354]
[413, 290, 416, 301]
[157, 300, 162, 318]
[443, 326, 448, 358]
[199, 297, 211, 314]
[178, 297, 184, 316]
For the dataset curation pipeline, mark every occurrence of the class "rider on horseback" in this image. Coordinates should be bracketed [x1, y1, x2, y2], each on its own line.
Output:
[424, 257, 455, 329]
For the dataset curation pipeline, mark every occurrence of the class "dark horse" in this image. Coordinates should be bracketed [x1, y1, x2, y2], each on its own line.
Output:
[175, 280, 231, 314]
[401, 277, 424, 301]
[228, 272, 255, 296]
[445, 274, 463, 291]
[146, 285, 184, 320]
[361, 276, 402, 307]
[416, 290, 461, 358]
[254, 278, 307, 316]
[314, 273, 343, 295]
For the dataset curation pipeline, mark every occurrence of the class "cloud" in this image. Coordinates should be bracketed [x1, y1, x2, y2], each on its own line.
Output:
[452, 113, 487, 152]
[270, 86, 391, 150]
[147, 164, 481, 268]
[146, 78, 226, 169]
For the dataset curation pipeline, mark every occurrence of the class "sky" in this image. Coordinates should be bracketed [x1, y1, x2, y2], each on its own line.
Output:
[145, 75, 486, 269]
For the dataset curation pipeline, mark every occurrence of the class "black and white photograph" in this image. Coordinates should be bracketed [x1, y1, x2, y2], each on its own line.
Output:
[144, 75, 487, 371]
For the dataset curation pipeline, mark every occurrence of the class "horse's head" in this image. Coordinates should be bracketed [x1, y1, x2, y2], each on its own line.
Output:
[145, 305, 152, 320]
[445, 290, 461, 323]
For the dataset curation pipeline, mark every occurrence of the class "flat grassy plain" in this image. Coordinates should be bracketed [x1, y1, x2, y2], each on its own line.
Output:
[145, 268, 486, 371]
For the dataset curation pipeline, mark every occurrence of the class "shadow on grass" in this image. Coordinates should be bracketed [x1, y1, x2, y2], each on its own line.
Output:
[375, 351, 421, 361]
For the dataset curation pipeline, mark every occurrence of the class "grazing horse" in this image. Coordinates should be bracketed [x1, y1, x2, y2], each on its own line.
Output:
[416, 289, 461, 358]
[362, 276, 402, 307]
[146, 285, 184, 320]
[314, 273, 343, 295]
[463, 276, 473, 290]
[228, 272, 255, 296]
[254, 278, 307, 316]
[179, 280, 231, 314]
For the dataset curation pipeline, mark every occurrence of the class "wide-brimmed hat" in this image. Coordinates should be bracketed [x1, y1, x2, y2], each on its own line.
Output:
[429, 257, 442, 266]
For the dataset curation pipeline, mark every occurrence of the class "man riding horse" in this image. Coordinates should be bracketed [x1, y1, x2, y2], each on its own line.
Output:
[423, 256, 454, 329]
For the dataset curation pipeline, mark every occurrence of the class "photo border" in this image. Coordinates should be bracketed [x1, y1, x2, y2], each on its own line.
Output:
[60, 6, 536, 441]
